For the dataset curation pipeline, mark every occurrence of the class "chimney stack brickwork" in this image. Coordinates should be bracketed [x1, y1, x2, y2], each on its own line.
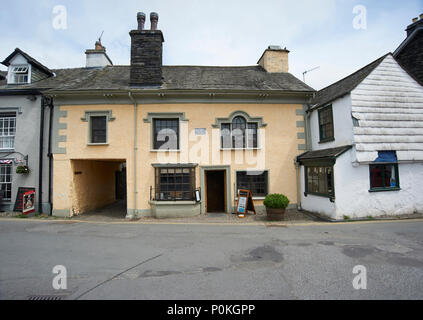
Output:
[258, 46, 290, 73]
[406, 14, 423, 36]
[130, 12, 164, 87]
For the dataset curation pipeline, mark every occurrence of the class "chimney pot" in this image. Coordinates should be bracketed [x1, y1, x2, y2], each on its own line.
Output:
[412, 17, 418, 23]
[150, 12, 159, 30]
[137, 12, 146, 30]
[95, 41, 103, 51]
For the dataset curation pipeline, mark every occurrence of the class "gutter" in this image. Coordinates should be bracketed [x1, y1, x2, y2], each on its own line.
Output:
[128, 91, 137, 219]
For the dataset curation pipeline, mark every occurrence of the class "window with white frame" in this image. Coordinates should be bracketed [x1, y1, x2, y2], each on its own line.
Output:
[0, 112, 16, 150]
[10, 66, 29, 84]
[0, 163, 12, 201]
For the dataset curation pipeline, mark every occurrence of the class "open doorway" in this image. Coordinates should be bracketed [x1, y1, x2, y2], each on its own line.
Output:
[71, 159, 127, 219]
[205, 170, 226, 213]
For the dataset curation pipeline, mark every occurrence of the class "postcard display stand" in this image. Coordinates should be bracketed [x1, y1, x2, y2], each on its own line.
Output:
[236, 189, 256, 218]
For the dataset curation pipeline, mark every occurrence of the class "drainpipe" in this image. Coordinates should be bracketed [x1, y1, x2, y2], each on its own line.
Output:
[295, 157, 301, 210]
[38, 95, 45, 213]
[47, 98, 54, 215]
[128, 92, 137, 218]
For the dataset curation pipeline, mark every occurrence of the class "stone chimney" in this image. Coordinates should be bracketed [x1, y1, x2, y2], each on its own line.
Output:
[85, 40, 113, 68]
[406, 14, 423, 36]
[257, 46, 290, 73]
[129, 12, 164, 87]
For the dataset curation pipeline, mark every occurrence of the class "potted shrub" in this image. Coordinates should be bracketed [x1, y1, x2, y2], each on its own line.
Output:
[16, 165, 30, 175]
[263, 193, 289, 221]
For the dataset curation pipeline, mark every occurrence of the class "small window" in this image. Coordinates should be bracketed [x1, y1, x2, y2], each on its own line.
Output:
[154, 166, 195, 200]
[318, 105, 334, 143]
[369, 151, 399, 191]
[305, 166, 334, 197]
[236, 171, 268, 197]
[370, 164, 399, 190]
[153, 119, 179, 150]
[220, 116, 258, 149]
[0, 112, 16, 150]
[0, 163, 12, 201]
[11, 65, 29, 84]
[90, 116, 107, 144]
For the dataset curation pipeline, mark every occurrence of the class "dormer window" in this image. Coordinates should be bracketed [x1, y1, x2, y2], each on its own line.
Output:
[11, 66, 29, 84]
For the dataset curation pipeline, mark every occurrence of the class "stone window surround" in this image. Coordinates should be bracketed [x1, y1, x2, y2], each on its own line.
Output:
[212, 110, 267, 150]
[143, 112, 188, 152]
[234, 169, 270, 200]
[81, 110, 115, 145]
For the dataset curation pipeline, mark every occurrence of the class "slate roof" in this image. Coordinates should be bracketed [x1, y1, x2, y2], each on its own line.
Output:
[297, 145, 352, 162]
[1, 48, 54, 76]
[311, 53, 390, 109]
[0, 71, 6, 86]
[0, 65, 314, 93]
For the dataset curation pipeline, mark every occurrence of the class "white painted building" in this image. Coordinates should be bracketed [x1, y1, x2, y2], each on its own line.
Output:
[297, 53, 423, 220]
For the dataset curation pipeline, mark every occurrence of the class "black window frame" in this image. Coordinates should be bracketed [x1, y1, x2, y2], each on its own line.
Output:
[236, 170, 268, 197]
[90, 115, 107, 144]
[153, 118, 180, 150]
[318, 105, 334, 143]
[220, 116, 258, 149]
[369, 162, 400, 192]
[304, 165, 334, 199]
[154, 166, 195, 201]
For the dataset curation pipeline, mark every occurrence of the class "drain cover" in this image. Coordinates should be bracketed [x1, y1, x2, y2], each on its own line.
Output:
[28, 295, 63, 301]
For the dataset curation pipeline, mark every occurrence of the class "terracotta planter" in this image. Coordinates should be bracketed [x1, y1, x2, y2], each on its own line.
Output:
[266, 207, 286, 221]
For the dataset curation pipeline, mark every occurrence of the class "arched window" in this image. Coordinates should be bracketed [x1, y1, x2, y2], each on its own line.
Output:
[232, 116, 246, 148]
[220, 115, 258, 149]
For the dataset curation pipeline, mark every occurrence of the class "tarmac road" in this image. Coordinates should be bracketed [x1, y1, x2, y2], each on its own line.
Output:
[0, 218, 422, 300]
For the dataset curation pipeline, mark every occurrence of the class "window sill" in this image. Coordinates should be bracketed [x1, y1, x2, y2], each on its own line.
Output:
[235, 196, 266, 200]
[221, 148, 261, 151]
[87, 143, 108, 146]
[304, 192, 335, 201]
[0, 149, 15, 153]
[149, 200, 197, 205]
[369, 187, 401, 193]
[318, 138, 335, 144]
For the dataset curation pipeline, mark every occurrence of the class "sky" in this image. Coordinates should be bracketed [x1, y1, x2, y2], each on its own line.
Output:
[0, 0, 422, 90]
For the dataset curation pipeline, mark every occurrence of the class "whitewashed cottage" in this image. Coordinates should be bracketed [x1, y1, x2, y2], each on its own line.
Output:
[297, 53, 423, 220]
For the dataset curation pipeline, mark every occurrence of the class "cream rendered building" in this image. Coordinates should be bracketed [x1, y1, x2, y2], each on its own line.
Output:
[44, 13, 314, 218]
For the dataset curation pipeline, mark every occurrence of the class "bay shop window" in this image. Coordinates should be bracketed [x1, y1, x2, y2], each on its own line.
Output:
[152, 165, 196, 201]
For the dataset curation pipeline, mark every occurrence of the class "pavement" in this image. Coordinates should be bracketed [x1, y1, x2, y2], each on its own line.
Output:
[0, 217, 422, 300]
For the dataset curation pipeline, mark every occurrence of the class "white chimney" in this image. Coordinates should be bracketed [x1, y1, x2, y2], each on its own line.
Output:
[85, 41, 113, 68]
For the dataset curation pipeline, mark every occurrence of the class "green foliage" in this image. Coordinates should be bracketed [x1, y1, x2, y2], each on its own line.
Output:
[343, 215, 351, 220]
[16, 165, 30, 174]
[263, 193, 290, 209]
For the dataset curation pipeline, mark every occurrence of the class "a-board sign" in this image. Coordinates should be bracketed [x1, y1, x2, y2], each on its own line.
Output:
[13, 187, 35, 213]
[23, 190, 35, 215]
[236, 189, 256, 215]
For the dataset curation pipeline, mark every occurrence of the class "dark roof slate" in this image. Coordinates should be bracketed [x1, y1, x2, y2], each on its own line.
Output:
[311, 53, 390, 109]
[0, 71, 6, 85]
[297, 145, 352, 162]
[0, 65, 315, 93]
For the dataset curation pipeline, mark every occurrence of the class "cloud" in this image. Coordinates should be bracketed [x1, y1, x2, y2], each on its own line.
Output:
[0, 0, 421, 90]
